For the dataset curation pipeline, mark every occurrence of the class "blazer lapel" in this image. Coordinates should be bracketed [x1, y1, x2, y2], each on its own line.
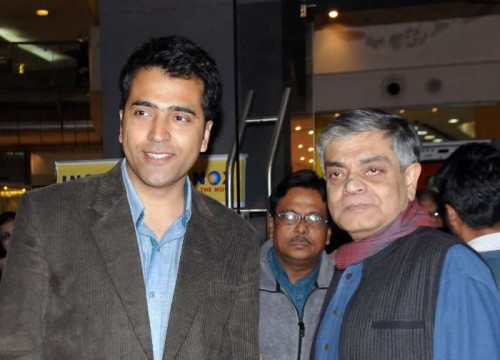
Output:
[163, 190, 220, 359]
[90, 163, 153, 360]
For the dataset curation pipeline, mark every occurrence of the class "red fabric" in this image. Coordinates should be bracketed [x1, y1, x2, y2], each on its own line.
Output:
[335, 200, 433, 270]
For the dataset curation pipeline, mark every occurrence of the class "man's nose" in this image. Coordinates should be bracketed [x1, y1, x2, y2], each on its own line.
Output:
[149, 117, 171, 142]
[344, 176, 366, 194]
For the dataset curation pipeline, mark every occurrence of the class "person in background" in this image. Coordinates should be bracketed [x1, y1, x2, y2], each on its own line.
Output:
[312, 109, 500, 360]
[260, 169, 334, 360]
[0, 36, 260, 360]
[436, 142, 500, 289]
[416, 190, 446, 230]
[0, 211, 15, 279]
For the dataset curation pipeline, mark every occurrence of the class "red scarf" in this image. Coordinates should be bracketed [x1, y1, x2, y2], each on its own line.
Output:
[335, 200, 433, 270]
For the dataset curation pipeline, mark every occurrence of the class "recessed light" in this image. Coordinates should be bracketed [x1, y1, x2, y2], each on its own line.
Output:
[3, 186, 7, 190]
[297, 144, 304, 149]
[448, 118, 459, 124]
[308, 130, 314, 135]
[36, 9, 49, 16]
[307, 147, 314, 152]
[399, 109, 405, 114]
[300, 157, 305, 161]
[432, 107, 438, 113]
[433, 138, 443, 143]
[334, 113, 340, 118]
[308, 159, 314, 164]
[417, 130, 428, 136]
[295, 126, 302, 131]
[328, 10, 339, 19]
[424, 135, 435, 140]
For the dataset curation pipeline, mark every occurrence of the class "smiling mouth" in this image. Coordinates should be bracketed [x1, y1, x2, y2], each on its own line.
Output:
[344, 204, 371, 212]
[146, 152, 172, 159]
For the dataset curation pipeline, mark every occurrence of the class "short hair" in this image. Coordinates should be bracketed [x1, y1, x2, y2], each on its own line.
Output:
[436, 142, 500, 229]
[0, 211, 15, 226]
[119, 36, 222, 121]
[268, 170, 327, 216]
[317, 109, 421, 172]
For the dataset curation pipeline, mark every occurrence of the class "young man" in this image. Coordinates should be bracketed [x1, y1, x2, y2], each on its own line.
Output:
[436, 142, 500, 289]
[260, 170, 334, 360]
[0, 36, 260, 360]
[312, 109, 500, 360]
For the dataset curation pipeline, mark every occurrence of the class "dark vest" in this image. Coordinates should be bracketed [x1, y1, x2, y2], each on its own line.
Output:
[316, 227, 461, 360]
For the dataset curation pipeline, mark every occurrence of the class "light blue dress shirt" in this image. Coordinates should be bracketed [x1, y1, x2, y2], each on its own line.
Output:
[314, 244, 500, 360]
[121, 160, 191, 360]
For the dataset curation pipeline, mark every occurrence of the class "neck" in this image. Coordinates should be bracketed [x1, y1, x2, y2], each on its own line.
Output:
[278, 256, 318, 284]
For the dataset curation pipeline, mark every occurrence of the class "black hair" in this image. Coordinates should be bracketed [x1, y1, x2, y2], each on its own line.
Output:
[119, 36, 222, 121]
[0, 211, 15, 226]
[268, 170, 327, 216]
[436, 142, 500, 229]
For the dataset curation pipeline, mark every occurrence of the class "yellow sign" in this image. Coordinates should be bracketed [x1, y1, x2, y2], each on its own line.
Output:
[189, 154, 247, 207]
[56, 159, 119, 183]
[55, 156, 247, 207]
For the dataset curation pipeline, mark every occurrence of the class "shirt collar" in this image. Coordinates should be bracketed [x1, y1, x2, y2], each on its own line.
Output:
[121, 159, 192, 227]
[469, 232, 500, 252]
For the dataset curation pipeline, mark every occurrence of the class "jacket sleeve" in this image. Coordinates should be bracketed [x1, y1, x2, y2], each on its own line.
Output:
[220, 228, 260, 360]
[0, 194, 49, 359]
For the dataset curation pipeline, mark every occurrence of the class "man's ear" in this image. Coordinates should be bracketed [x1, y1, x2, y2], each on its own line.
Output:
[200, 120, 213, 153]
[268, 215, 275, 240]
[444, 204, 461, 234]
[118, 110, 124, 144]
[404, 162, 422, 201]
[325, 226, 332, 246]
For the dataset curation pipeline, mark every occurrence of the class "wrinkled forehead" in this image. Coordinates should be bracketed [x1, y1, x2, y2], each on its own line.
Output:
[325, 132, 398, 162]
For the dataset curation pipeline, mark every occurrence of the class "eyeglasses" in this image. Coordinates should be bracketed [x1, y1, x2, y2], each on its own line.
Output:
[275, 211, 328, 228]
[428, 211, 440, 218]
[0, 231, 11, 242]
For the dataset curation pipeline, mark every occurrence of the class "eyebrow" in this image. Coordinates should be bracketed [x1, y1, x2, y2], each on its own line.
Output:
[131, 100, 197, 116]
[324, 155, 390, 168]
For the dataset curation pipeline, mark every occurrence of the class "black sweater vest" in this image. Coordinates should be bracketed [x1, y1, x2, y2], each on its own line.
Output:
[318, 227, 461, 360]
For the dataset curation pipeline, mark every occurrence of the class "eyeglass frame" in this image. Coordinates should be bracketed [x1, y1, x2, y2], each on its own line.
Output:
[274, 211, 329, 228]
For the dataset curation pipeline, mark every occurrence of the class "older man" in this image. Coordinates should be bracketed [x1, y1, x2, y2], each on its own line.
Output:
[436, 142, 500, 289]
[312, 109, 500, 360]
[260, 170, 334, 360]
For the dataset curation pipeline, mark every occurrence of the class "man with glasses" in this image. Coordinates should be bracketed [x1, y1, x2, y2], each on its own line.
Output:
[260, 170, 334, 360]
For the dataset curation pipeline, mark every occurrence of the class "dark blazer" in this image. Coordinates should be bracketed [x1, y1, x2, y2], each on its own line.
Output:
[0, 163, 260, 360]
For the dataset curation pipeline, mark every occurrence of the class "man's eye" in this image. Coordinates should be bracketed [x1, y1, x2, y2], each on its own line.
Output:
[366, 168, 381, 175]
[328, 171, 344, 181]
[174, 115, 189, 122]
[134, 110, 149, 117]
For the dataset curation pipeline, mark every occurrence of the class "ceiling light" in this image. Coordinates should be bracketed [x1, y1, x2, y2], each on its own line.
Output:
[300, 157, 305, 161]
[308, 130, 314, 135]
[424, 135, 435, 140]
[417, 130, 428, 136]
[308, 159, 314, 164]
[328, 10, 339, 19]
[432, 107, 438, 113]
[3, 186, 7, 190]
[297, 144, 304, 149]
[334, 113, 340, 118]
[399, 109, 405, 114]
[36, 9, 49, 16]
[448, 118, 459, 124]
[295, 126, 302, 131]
[433, 138, 443, 143]
[307, 147, 314, 152]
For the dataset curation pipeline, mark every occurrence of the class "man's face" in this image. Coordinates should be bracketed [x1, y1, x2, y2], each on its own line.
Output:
[269, 187, 331, 267]
[323, 131, 421, 241]
[0, 219, 14, 251]
[119, 67, 212, 193]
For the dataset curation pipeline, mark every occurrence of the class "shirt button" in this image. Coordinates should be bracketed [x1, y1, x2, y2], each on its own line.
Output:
[156, 247, 161, 252]
[345, 273, 352, 280]
[332, 308, 339, 316]
[149, 291, 155, 298]
[323, 343, 330, 351]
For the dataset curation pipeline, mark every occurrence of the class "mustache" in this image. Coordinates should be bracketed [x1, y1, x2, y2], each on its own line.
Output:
[288, 236, 312, 246]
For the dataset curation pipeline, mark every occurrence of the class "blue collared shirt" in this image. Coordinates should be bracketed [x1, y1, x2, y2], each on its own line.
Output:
[122, 160, 192, 360]
[268, 246, 320, 318]
[313, 244, 500, 360]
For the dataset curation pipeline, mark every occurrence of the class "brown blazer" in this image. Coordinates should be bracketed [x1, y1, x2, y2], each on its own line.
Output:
[0, 162, 260, 360]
